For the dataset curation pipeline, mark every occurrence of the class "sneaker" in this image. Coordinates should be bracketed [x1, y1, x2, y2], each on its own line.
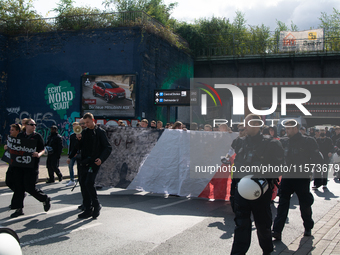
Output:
[304, 229, 312, 236]
[78, 209, 93, 219]
[11, 208, 24, 218]
[43, 197, 51, 212]
[78, 204, 85, 211]
[272, 231, 282, 241]
[66, 181, 75, 187]
[92, 204, 102, 219]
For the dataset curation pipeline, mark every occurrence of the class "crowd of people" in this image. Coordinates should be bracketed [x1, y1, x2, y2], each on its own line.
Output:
[3, 115, 340, 255]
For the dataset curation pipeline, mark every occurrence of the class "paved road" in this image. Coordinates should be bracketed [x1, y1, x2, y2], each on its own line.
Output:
[0, 175, 339, 254]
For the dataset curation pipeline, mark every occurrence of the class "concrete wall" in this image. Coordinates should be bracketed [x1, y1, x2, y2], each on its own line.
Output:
[0, 27, 193, 145]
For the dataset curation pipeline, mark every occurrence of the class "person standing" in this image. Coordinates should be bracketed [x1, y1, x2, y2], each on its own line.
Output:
[4, 124, 21, 191]
[313, 128, 333, 189]
[10, 118, 51, 218]
[45, 125, 63, 183]
[272, 120, 323, 240]
[68, 113, 112, 219]
[66, 122, 80, 187]
[140, 119, 148, 128]
[230, 114, 284, 255]
[331, 126, 340, 144]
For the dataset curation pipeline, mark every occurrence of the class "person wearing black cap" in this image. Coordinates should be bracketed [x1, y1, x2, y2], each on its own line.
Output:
[299, 126, 306, 135]
[45, 125, 63, 183]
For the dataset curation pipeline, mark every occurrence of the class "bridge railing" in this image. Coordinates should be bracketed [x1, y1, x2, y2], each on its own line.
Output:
[0, 11, 188, 50]
[196, 36, 340, 58]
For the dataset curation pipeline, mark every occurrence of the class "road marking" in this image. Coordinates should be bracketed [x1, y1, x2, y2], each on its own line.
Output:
[20, 222, 102, 246]
[151, 199, 190, 209]
[0, 192, 13, 196]
[0, 205, 78, 224]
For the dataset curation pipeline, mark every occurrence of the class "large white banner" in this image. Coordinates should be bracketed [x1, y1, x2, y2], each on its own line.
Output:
[279, 29, 324, 52]
[128, 129, 237, 197]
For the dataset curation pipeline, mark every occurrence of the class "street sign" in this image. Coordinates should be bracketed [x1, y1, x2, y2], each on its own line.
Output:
[154, 89, 198, 106]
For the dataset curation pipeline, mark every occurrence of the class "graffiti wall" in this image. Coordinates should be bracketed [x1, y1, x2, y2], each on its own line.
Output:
[0, 27, 193, 144]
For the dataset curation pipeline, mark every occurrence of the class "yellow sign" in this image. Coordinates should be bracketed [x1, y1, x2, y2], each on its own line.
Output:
[308, 32, 317, 40]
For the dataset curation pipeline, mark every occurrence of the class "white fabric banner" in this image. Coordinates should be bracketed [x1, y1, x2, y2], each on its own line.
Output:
[128, 129, 237, 197]
[279, 29, 324, 52]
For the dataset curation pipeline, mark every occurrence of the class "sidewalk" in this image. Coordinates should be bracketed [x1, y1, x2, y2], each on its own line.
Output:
[277, 200, 340, 254]
[0, 155, 73, 186]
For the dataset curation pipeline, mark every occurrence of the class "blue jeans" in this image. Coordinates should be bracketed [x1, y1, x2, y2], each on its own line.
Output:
[68, 157, 77, 181]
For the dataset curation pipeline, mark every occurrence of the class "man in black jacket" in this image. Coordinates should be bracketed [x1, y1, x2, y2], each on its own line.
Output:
[273, 120, 323, 240]
[230, 114, 284, 255]
[46, 125, 63, 183]
[68, 112, 112, 219]
[10, 119, 51, 217]
[313, 128, 333, 189]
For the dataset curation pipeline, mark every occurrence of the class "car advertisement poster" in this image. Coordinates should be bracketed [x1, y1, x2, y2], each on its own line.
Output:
[82, 74, 136, 117]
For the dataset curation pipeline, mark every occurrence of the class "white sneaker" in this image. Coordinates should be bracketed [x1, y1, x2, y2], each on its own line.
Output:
[66, 181, 75, 187]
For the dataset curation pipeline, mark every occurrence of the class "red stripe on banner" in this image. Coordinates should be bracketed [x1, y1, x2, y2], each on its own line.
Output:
[198, 154, 235, 201]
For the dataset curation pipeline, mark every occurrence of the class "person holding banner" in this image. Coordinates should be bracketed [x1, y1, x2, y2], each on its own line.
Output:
[4, 124, 21, 191]
[9, 118, 51, 218]
[68, 112, 112, 219]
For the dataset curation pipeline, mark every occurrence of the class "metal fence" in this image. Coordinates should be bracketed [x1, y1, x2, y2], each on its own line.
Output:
[0, 11, 188, 49]
[196, 36, 340, 58]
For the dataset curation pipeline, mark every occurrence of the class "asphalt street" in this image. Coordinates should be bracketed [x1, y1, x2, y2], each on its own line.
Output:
[0, 175, 339, 255]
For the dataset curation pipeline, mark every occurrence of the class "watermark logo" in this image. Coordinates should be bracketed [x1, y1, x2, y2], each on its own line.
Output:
[200, 84, 311, 116]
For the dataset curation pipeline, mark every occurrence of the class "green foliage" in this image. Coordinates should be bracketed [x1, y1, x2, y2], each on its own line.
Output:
[55, 6, 104, 31]
[175, 13, 272, 57]
[0, 0, 46, 32]
[103, 0, 177, 26]
[319, 8, 340, 51]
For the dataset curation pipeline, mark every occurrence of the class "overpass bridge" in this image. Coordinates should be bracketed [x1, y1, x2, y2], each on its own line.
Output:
[193, 52, 340, 127]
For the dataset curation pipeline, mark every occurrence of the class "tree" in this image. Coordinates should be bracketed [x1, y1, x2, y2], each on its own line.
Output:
[0, 0, 41, 20]
[103, 0, 177, 25]
[53, 0, 75, 14]
[0, 0, 46, 33]
[319, 8, 340, 51]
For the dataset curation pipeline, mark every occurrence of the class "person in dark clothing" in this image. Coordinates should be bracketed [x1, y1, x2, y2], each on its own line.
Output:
[273, 120, 323, 241]
[45, 125, 63, 183]
[4, 124, 21, 191]
[230, 114, 284, 255]
[66, 122, 81, 187]
[313, 128, 333, 189]
[331, 126, 340, 144]
[68, 112, 112, 219]
[10, 118, 51, 218]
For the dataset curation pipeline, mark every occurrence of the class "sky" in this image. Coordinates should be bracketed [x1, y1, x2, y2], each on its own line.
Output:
[33, 0, 340, 31]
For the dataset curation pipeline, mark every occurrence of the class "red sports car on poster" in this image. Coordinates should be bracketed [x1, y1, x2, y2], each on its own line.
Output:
[92, 81, 126, 102]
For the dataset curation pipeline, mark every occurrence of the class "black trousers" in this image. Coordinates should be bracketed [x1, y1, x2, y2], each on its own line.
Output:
[231, 187, 273, 255]
[314, 158, 329, 187]
[273, 178, 314, 233]
[79, 165, 100, 210]
[46, 155, 62, 182]
[6, 166, 15, 191]
[11, 167, 48, 209]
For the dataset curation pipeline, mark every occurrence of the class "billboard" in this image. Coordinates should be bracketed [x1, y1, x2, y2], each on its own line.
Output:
[82, 74, 136, 117]
[279, 29, 324, 52]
